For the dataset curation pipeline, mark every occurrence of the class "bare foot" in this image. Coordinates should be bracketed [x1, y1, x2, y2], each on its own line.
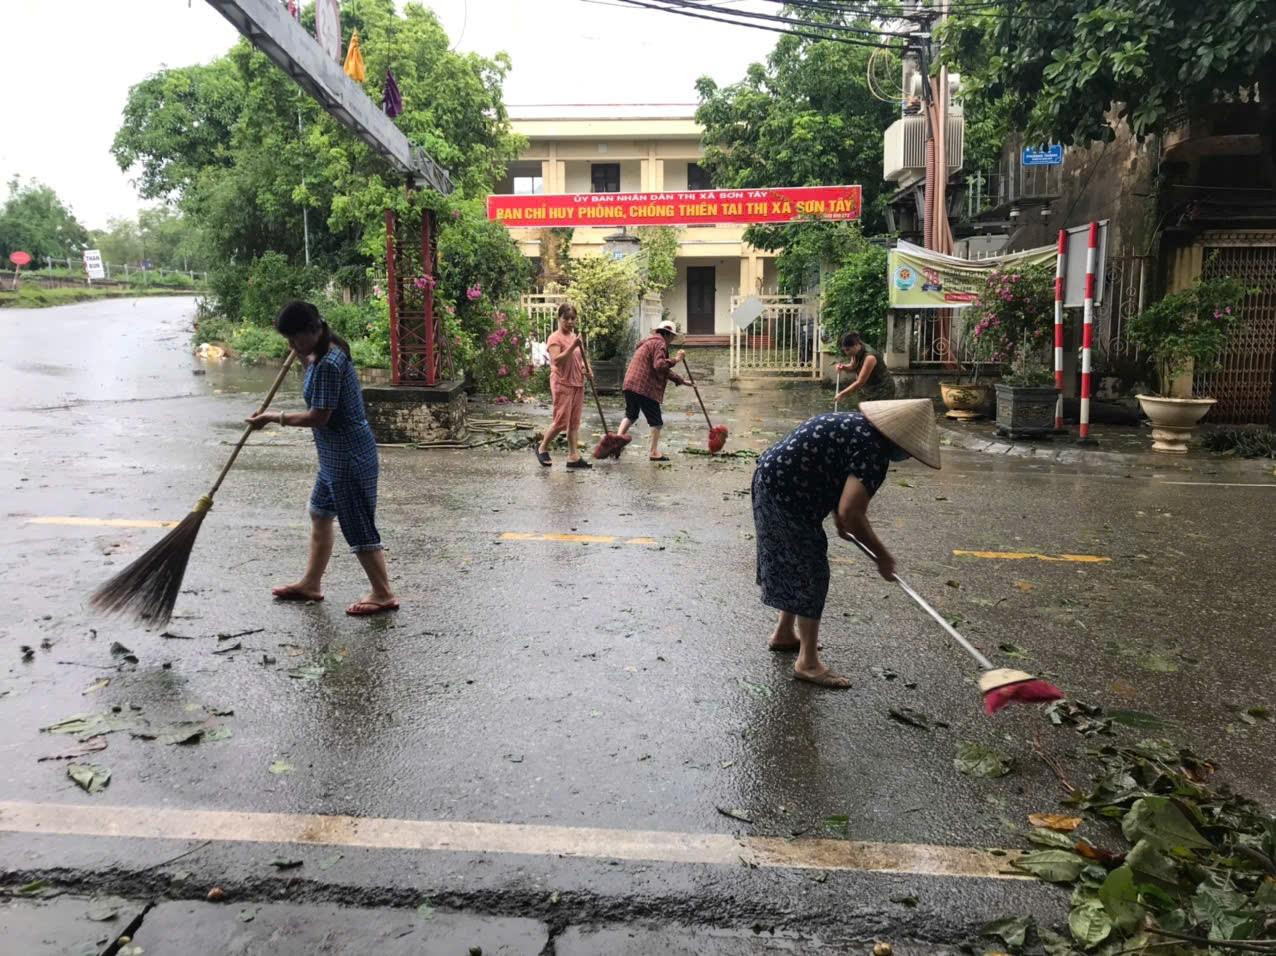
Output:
[272, 583, 323, 602]
[794, 666, 852, 689]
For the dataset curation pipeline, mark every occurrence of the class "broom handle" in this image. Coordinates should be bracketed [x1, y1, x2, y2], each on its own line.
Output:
[206, 350, 298, 500]
[681, 357, 714, 430]
[842, 532, 994, 670]
[577, 330, 610, 432]
[834, 369, 841, 412]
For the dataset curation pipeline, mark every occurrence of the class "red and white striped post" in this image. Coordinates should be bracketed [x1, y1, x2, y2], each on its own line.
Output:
[1079, 221, 1099, 441]
[1053, 229, 1067, 430]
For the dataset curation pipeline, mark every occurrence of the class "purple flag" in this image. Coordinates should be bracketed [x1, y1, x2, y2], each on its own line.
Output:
[382, 69, 403, 119]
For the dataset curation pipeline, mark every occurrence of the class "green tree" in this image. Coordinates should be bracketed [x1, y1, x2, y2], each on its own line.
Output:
[0, 177, 90, 264]
[112, 0, 525, 309]
[694, 17, 900, 287]
[943, 0, 1276, 168]
[821, 242, 889, 347]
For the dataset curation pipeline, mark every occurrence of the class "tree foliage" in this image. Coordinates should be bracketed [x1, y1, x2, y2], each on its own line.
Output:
[91, 207, 210, 271]
[636, 226, 679, 295]
[821, 242, 888, 347]
[112, 0, 525, 308]
[567, 256, 642, 360]
[943, 0, 1276, 147]
[0, 177, 90, 264]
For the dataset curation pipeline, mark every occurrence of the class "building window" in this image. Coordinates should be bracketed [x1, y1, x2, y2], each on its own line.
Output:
[513, 176, 543, 195]
[687, 162, 712, 190]
[591, 163, 621, 193]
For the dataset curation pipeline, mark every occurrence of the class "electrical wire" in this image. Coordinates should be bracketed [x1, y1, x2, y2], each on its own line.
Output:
[597, 0, 905, 49]
[656, 0, 912, 39]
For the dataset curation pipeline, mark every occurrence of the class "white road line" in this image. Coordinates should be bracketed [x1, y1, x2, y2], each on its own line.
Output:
[0, 801, 1026, 881]
[1154, 481, 1276, 488]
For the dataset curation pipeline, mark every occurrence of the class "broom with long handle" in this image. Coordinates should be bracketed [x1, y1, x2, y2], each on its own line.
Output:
[842, 532, 1065, 714]
[681, 357, 728, 453]
[578, 330, 629, 459]
[90, 351, 298, 627]
[834, 368, 842, 412]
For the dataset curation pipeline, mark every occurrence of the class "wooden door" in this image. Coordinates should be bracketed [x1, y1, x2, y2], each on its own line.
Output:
[686, 267, 716, 335]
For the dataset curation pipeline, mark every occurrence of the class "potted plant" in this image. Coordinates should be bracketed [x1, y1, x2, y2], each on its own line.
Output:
[944, 264, 1054, 421]
[994, 336, 1058, 437]
[939, 316, 994, 420]
[1126, 274, 1250, 453]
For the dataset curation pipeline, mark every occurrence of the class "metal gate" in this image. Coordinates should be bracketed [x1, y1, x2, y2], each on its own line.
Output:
[729, 295, 821, 379]
[1194, 239, 1276, 425]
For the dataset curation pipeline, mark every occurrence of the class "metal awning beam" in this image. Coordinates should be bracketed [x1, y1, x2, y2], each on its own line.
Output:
[203, 0, 453, 194]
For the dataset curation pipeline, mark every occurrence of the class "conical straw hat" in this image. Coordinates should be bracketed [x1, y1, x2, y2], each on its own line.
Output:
[860, 399, 941, 470]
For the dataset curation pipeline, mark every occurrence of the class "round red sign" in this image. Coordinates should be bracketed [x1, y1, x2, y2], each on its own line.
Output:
[8, 251, 31, 267]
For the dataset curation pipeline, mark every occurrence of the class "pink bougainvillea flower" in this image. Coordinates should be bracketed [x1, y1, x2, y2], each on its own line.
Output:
[466, 284, 483, 301]
[498, 365, 509, 376]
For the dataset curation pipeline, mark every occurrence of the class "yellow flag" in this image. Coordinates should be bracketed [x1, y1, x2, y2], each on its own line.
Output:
[343, 30, 366, 84]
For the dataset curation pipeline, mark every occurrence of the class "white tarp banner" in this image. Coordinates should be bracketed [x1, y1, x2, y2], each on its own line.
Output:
[315, 0, 342, 63]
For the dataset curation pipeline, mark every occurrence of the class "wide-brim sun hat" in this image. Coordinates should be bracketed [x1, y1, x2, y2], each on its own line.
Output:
[655, 320, 677, 335]
[860, 398, 942, 470]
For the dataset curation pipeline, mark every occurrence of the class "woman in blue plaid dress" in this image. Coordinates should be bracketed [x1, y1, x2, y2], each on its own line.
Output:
[246, 301, 398, 616]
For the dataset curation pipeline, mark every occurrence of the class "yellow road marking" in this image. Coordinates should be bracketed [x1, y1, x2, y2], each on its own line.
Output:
[0, 801, 1025, 881]
[27, 516, 177, 529]
[501, 532, 658, 546]
[954, 550, 1111, 564]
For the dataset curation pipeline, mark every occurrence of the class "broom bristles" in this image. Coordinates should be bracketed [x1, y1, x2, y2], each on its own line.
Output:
[89, 499, 212, 629]
[982, 677, 1065, 715]
[708, 424, 729, 453]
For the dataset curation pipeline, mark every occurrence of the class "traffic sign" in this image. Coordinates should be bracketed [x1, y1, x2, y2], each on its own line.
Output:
[1022, 144, 1063, 167]
[83, 249, 106, 280]
[8, 250, 31, 267]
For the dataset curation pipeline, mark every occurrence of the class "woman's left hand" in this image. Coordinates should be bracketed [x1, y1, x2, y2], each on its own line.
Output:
[245, 412, 274, 431]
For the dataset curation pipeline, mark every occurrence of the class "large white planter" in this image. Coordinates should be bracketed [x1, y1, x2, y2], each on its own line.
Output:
[1135, 394, 1217, 454]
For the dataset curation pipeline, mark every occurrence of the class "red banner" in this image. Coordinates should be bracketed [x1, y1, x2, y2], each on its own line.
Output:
[487, 185, 861, 228]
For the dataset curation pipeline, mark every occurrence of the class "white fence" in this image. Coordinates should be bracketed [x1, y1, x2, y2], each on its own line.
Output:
[521, 291, 665, 343]
[729, 295, 821, 379]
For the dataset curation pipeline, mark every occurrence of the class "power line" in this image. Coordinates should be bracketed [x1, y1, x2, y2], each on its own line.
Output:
[596, 0, 905, 49]
[655, 0, 912, 40]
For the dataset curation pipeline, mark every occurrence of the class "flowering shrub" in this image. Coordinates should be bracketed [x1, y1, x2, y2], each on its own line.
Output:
[968, 264, 1054, 365]
[469, 305, 544, 399]
[1127, 273, 1252, 396]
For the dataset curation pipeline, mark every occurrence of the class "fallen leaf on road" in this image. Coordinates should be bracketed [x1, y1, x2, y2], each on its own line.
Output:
[822, 815, 849, 838]
[159, 724, 206, 746]
[416, 901, 435, 920]
[945, 579, 961, 588]
[217, 628, 264, 641]
[43, 713, 137, 740]
[1010, 849, 1085, 882]
[270, 858, 302, 870]
[735, 676, 772, 698]
[109, 641, 132, 657]
[1027, 828, 1076, 850]
[716, 805, 753, 824]
[268, 760, 294, 775]
[1106, 710, 1167, 730]
[289, 664, 327, 681]
[889, 707, 948, 732]
[318, 853, 343, 870]
[897, 479, 914, 488]
[1028, 813, 1082, 831]
[86, 896, 126, 921]
[980, 915, 1035, 948]
[205, 727, 233, 742]
[890, 894, 919, 908]
[238, 907, 258, 923]
[68, 763, 111, 793]
[954, 742, 1013, 778]
[18, 879, 49, 896]
[1013, 580, 1035, 592]
[998, 642, 1030, 660]
[38, 736, 108, 762]
[1074, 840, 1124, 865]
[212, 641, 241, 655]
[82, 678, 110, 695]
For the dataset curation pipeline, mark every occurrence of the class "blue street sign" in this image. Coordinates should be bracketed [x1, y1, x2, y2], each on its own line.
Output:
[1022, 144, 1064, 166]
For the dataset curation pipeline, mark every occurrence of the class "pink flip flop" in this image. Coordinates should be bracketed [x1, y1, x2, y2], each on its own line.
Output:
[345, 600, 400, 617]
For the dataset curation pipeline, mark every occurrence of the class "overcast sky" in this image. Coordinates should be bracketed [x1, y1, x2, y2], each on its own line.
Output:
[0, 0, 776, 230]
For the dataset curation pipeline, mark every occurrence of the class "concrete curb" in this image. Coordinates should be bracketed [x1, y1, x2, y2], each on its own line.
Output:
[936, 422, 1266, 470]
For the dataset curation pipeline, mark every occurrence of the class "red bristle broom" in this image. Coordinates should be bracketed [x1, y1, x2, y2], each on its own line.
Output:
[681, 357, 728, 453]
[90, 351, 298, 628]
[843, 533, 1065, 714]
[580, 330, 629, 459]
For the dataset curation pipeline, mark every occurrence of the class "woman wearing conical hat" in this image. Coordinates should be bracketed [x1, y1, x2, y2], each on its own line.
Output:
[751, 399, 940, 687]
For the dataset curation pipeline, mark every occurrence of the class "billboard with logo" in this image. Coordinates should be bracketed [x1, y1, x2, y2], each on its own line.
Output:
[888, 241, 1059, 309]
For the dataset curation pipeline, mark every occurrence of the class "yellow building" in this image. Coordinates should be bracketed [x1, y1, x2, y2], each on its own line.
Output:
[494, 113, 779, 339]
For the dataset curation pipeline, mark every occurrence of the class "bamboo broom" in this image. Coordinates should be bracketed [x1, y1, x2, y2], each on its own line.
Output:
[90, 351, 297, 627]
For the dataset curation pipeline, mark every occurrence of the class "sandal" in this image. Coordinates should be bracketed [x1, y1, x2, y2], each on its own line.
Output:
[346, 599, 400, 617]
[272, 585, 323, 603]
[566, 459, 593, 469]
[649, 455, 670, 462]
[533, 447, 551, 467]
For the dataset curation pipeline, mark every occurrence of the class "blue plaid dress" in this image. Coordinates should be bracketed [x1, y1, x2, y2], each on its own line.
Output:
[303, 347, 381, 552]
[752, 413, 890, 619]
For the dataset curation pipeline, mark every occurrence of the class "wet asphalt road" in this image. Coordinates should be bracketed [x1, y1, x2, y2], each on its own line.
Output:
[1, 298, 1274, 954]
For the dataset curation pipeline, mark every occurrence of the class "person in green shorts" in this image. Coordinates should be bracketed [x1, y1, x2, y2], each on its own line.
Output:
[834, 331, 896, 405]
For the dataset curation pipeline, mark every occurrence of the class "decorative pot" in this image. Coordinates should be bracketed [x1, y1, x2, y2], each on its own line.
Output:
[1135, 394, 1217, 454]
[995, 384, 1057, 438]
[939, 382, 993, 420]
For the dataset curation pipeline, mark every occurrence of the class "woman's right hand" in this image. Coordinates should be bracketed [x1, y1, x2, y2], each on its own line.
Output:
[875, 551, 897, 581]
[245, 412, 273, 431]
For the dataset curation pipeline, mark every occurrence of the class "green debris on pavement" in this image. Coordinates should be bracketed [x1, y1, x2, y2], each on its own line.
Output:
[954, 742, 1013, 778]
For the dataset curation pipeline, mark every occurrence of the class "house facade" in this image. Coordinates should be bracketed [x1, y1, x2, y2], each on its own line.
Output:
[493, 114, 780, 339]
